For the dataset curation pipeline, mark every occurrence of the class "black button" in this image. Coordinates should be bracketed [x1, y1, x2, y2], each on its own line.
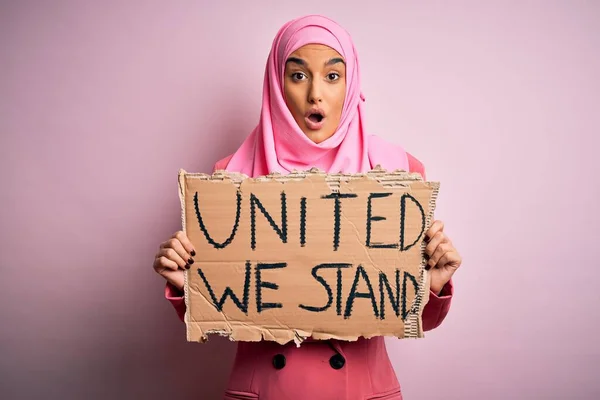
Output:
[272, 354, 286, 370]
[329, 354, 345, 370]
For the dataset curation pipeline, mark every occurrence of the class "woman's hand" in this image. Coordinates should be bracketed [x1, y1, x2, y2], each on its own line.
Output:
[424, 220, 462, 295]
[153, 231, 196, 292]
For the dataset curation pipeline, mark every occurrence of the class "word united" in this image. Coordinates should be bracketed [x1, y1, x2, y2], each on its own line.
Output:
[193, 190, 426, 251]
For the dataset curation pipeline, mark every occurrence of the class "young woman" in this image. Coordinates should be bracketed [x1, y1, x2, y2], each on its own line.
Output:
[153, 14, 462, 400]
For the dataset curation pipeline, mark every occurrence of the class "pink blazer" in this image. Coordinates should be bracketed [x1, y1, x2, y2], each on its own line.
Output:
[165, 153, 453, 400]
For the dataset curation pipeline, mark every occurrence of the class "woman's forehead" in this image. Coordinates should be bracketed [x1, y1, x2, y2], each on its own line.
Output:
[288, 44, 343, 61]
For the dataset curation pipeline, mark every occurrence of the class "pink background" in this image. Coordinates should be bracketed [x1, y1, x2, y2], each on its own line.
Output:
[1, 1, 599, 399]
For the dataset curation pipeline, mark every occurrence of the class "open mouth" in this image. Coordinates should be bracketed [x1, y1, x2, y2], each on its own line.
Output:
[308, 113, 324, 123]
[304, 108, 326, 130]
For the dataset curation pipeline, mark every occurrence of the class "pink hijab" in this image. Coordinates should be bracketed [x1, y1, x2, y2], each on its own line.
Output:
[225, 14, 409, 177]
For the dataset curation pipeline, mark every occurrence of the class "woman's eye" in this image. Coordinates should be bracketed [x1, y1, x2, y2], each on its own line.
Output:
[292, 72, 306, 81]
[327, 73, 340, 81]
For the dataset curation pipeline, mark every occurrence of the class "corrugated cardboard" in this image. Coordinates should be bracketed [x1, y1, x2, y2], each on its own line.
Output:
[178, 167, 439, 345]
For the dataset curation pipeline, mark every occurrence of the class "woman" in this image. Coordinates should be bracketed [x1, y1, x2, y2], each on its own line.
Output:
[153, 14, 462, 400]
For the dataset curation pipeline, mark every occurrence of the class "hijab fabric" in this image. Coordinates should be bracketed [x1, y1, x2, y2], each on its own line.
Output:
[225, 15, 409, 177]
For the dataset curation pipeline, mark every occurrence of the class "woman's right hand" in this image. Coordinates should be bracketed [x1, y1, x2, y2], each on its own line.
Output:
[153, 231, 196, 292]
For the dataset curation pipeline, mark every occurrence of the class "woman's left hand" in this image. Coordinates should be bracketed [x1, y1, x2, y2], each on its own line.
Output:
[424, 220, 462, 295]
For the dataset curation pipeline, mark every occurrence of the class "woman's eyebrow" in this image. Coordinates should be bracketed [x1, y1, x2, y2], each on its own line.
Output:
[285, 57, 345, 67]
[286, 57, 306, 66]
[326, 57, 345, 66]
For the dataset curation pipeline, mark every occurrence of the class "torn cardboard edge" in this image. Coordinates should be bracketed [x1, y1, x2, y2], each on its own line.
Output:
[185, 320, 425, 347]
[178, 166, 440, 346]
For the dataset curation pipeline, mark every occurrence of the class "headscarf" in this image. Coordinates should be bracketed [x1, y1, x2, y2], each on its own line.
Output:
[225, 14, 409, 176]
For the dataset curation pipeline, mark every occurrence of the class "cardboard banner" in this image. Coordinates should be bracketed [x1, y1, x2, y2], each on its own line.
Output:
[178, 167, 439, 345]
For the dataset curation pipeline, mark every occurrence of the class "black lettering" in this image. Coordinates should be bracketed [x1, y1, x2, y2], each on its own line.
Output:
[194, 191, 241, 249]
[344, 265, 379, 319]
[336, 264, 344, 316]
[400, 193, 426, 251]
[250, 192, 288, 250]
[299, 263, 352, 313]
[256, 263, 286, 313]
[378, 269, 401, 319]
[197, 261, 251, 314]
[321, 193, 358, 251]
[366, 192, 397, 248]
[300, 197, 307, 247]
[402, 271, 419, 320]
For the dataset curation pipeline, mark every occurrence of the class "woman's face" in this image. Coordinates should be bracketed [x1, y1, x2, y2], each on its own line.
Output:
[284, 44, 346, 144]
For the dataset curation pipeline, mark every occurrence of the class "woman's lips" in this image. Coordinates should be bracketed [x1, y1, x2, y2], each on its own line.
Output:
[304, 116, 326, 130]
[304, 108, 326, 130]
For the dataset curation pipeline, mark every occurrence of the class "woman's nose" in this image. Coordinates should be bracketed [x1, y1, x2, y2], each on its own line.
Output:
[308, 82, 323, 103]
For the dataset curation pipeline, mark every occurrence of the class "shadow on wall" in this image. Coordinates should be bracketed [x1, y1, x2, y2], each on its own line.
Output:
[191, 86, 257, 174]
[87, 310, 238, 399]
[159, 324, 238, 399]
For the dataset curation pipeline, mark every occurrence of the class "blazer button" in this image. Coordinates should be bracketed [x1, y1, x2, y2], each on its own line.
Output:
[329, 354, 345, 370]
[272, 354, 286, 370]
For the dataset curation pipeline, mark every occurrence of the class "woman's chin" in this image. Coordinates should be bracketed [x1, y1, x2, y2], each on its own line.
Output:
[302, 128, 334, 144]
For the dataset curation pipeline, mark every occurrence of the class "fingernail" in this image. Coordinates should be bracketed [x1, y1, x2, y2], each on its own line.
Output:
[191, 250, 196, 257]
[188, 258, 194, 264]
[185, 264, 190, 269]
